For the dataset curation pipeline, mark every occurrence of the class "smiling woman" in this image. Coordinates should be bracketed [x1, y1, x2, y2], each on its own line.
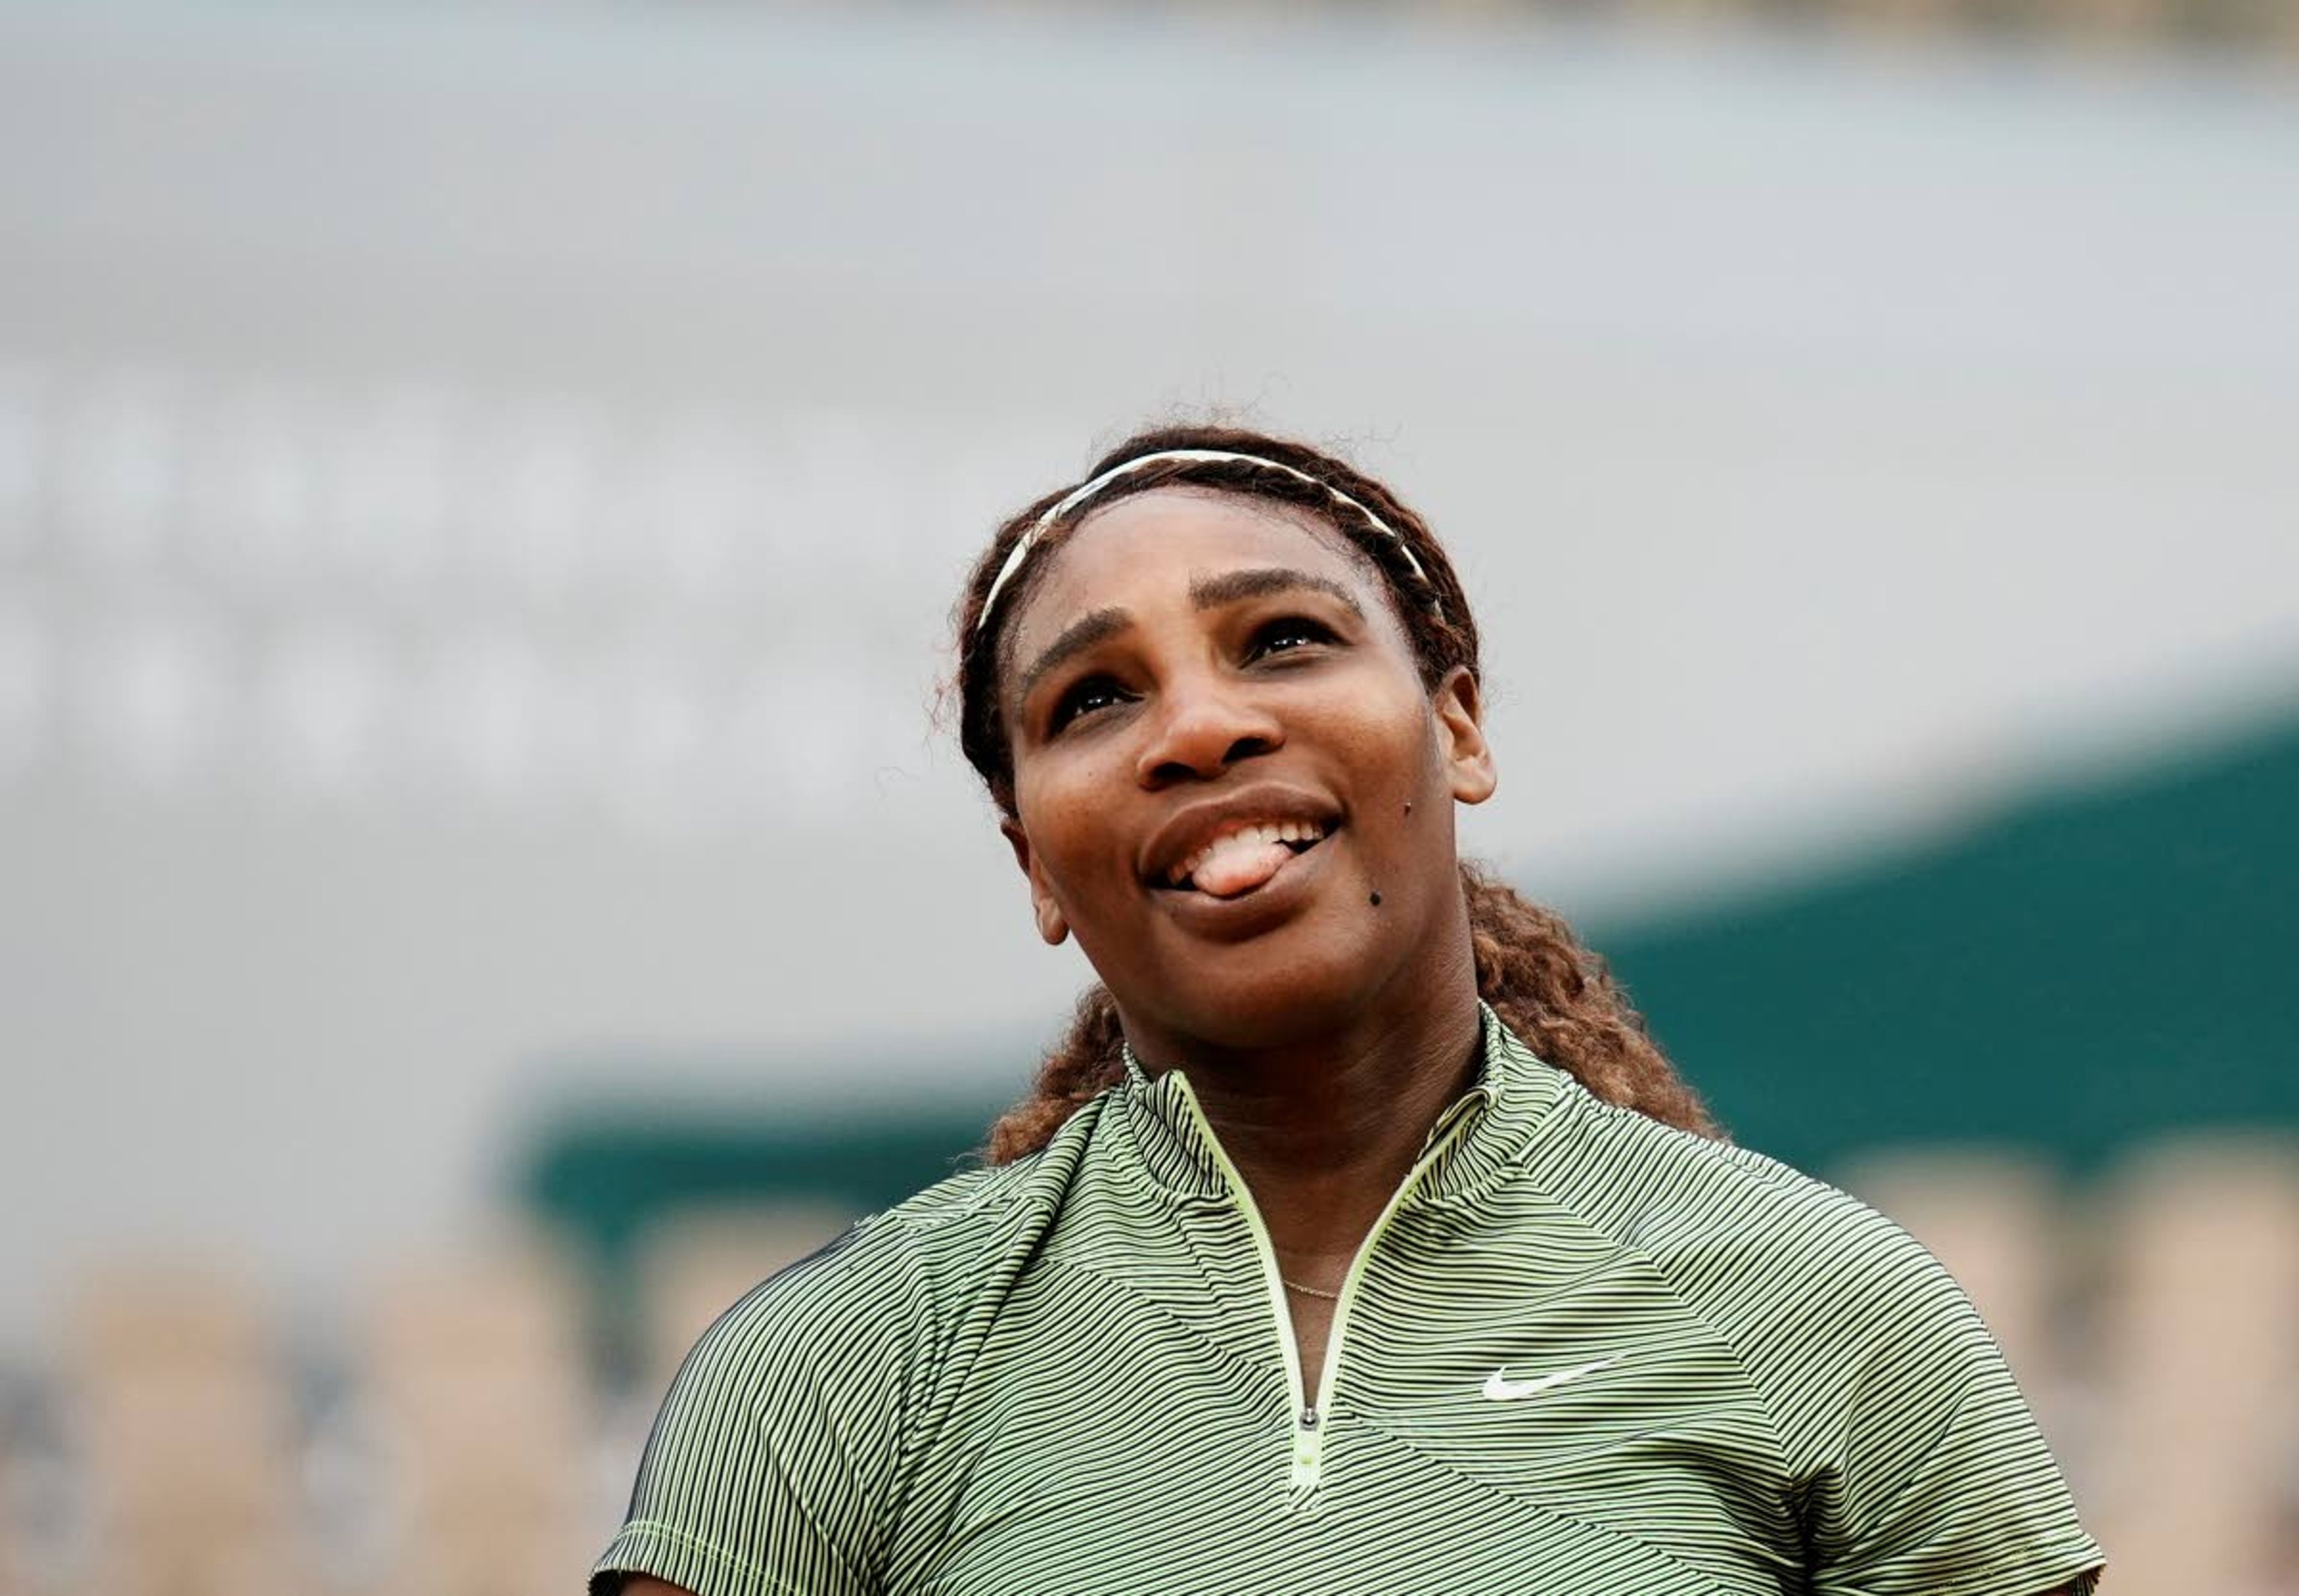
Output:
[588, 426, 2105, 1596]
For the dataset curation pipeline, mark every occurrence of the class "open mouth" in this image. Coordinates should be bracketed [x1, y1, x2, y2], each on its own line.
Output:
[1158, 820, 1332, 900]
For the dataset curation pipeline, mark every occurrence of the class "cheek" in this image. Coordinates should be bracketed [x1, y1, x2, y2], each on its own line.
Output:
[1014, 755, 1132, 887]
[1321, 690, 1444, 793]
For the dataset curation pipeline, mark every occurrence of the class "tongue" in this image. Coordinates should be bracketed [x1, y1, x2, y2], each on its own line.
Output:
[1191, 837, 1294, 899]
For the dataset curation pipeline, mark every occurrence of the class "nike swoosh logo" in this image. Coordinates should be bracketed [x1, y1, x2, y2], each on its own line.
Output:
[1482, 1355, 1621, 1402]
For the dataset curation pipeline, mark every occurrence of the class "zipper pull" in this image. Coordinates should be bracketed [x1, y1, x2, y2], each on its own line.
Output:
[1290, 1403, 1325, 1490]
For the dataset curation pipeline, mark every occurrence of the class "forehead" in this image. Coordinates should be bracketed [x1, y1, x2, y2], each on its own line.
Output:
[999, 487, 1395, 669]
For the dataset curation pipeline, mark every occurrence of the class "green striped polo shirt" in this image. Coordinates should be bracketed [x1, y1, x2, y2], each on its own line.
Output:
[594, 1007, 2104, 1596]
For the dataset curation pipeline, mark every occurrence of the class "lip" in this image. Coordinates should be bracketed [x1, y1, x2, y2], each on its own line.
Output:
[1151, 824, 1336, 940]
[1139, 782, 1345, 889]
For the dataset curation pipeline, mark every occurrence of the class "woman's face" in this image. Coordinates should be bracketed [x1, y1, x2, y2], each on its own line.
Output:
[996, 487, 1496, 1056]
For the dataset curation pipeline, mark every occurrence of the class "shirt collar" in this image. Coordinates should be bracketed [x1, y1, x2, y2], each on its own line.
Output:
[1114, 1002, 1567, 1206]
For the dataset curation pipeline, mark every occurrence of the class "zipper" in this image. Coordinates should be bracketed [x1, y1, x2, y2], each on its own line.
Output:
[1170, 1073, 1485, 1497]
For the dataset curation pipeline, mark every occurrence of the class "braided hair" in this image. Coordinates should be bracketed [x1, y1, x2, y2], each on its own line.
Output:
[951, 424, 1718, 1162]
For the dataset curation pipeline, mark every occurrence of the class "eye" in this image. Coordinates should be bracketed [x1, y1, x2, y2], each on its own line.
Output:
[1248, 614, 1339, 660]
[1048, 673, 1132, 735]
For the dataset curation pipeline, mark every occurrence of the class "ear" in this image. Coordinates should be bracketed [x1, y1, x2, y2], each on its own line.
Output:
[1431, 666, 1497, 806]
[1000, 817, 1071, 946]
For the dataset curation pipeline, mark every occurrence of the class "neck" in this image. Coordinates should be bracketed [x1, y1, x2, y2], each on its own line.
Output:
[1131, 972, 1486, 1275]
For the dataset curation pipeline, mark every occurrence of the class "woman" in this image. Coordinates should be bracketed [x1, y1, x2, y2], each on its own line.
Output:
[594, 426, 2104, 1595]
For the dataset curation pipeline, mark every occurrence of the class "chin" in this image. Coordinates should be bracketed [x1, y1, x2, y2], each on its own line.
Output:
[1129, 923, 1407, 1053]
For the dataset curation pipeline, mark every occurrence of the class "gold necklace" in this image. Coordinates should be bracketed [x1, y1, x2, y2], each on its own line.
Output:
[1282, 1278, 1340, 1301]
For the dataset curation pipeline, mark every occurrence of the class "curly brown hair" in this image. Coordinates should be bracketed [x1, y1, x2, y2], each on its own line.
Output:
[953, 423, 1719, 1162]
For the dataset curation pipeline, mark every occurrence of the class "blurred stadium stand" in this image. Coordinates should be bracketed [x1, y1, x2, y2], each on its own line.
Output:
[2089, 1144, 2299, 1593]
[62, 1266, 311, 1596]
[623, 0, 2299, 54]
[351, 1245, 598, 1596]
[339, 0, 2299, 54]
[1183, 0, 2299, 52]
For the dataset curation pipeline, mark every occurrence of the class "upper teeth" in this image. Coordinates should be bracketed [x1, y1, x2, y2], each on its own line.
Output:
[1169, 820, 1326, 887]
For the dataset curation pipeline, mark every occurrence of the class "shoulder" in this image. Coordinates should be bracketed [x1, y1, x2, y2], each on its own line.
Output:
[684, 1093, 1113, 1380]
[659, 1203, 927, 1421]
[1524, 1083, 1988, 1451]
[601, 1100, 1130, 1596]
[881, 1088, 1116, 1292]
[1496, 1061, 2101, 1589]
[1530, 1075, 1938, 1285]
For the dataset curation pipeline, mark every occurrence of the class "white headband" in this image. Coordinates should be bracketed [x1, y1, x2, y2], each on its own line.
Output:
[978, 448, 1437, 627]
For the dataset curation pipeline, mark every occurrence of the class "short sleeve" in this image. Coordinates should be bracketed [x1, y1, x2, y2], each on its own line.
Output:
[1800, 1234, 2104, 1596]
[592, 1223, 926, 1596]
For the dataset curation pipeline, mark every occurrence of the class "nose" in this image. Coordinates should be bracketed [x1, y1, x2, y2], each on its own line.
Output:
[1134, 669, 1284, 788]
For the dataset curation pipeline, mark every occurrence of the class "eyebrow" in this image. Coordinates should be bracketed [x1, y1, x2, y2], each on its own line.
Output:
[1188, 566, 1366, 620]
[1015, 606, 1130, 708]
[1012, 567, 1366, 709]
